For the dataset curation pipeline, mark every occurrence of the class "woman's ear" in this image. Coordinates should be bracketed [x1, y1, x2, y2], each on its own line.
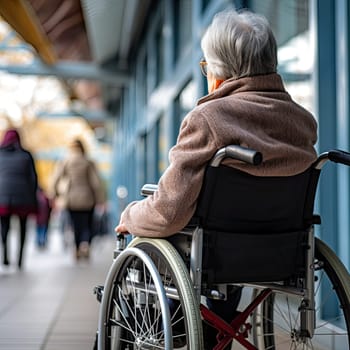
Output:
[208, 76, 224, 93]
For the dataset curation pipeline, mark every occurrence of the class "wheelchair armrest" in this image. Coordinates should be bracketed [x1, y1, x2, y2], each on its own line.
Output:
[141, 184, 158, 197]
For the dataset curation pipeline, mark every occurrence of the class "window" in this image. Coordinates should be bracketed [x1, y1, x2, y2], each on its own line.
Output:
[146, 123, 159, 183]
[173, 80, 196, 143]
[249, 1, 313, 111]
[155, 20, 165, 86]
[201, 0, 211, 13]
[173, 0, 192, 63]
[157, 115, 167, 174]
[143, 55, 149, 100]
[137, 134, 147, 193]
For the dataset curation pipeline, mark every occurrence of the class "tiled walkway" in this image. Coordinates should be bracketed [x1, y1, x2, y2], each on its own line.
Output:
[0, 221, 115, 350]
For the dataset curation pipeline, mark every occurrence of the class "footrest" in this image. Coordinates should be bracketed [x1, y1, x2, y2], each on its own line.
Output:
[94, 285, 104, 303]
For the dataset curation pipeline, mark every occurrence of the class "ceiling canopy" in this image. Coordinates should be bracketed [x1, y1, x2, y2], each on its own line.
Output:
[0, 0, 152, 116]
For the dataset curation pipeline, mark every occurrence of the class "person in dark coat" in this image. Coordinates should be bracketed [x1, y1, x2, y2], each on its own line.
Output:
[0, 129, 38, 269]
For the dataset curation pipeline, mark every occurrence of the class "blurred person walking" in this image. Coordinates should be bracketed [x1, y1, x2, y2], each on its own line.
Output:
[36, 187, 52, 249]
[51, 139, 106, 261]
[0, 129, 38, 269]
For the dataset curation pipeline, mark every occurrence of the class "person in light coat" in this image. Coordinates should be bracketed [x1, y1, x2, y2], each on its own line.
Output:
[51, 139, 105, 260]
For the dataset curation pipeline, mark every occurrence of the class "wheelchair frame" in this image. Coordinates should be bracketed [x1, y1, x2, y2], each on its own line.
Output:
[95, 146, 350, 350]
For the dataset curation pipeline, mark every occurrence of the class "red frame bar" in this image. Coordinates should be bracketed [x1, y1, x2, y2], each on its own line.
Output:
[200, 288, 273, 350]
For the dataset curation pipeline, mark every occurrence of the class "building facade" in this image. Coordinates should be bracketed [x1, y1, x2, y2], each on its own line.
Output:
[112, 0, 350, 272]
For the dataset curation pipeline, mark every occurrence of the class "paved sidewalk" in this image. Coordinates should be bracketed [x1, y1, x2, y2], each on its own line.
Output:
[0, 223, 115, 350]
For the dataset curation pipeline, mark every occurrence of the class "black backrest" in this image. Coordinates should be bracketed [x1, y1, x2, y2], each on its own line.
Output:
[194, 165, 321, 284]
[195, 165, 319, 233]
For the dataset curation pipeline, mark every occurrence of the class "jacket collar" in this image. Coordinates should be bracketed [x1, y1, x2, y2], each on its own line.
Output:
[197, 73, 286, 105]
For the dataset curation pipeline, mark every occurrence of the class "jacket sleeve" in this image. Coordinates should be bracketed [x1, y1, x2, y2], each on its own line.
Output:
[88, 161, 106, 204]
[28, 152, 38, 190]
[120, 109, 218, 237]
[50, 161, 67, 198]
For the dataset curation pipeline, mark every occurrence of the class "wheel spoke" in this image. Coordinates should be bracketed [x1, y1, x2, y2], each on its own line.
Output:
[250, 239, 350, 349]
[100, 239, 203, 349]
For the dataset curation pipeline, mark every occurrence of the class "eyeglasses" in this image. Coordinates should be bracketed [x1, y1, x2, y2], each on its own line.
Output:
[199, 58, 208, 77]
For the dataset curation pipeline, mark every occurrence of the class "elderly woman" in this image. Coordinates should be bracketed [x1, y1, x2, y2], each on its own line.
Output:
[116, 8, 317, 349]
[116, 10, 317, 237]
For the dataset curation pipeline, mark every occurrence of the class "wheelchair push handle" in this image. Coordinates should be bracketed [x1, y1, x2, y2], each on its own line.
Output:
[314, 149, 350, 169]
[210, 145, 263, 167]
[141, 145, 262, 196]
[328, 149, 350, 166]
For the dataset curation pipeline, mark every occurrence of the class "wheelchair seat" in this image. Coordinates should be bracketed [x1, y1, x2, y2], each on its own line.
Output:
[193, 164, 320, 284]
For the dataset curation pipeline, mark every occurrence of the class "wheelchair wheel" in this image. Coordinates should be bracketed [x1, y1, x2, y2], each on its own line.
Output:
[252, 237, 350, 349]
[98, 237, 203, 349]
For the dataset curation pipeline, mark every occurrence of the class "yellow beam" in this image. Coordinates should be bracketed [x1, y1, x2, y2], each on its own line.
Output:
[0, 0, 56, 64]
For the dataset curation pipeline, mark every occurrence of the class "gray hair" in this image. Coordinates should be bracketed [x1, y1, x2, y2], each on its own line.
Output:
[201, 9, 277, 79]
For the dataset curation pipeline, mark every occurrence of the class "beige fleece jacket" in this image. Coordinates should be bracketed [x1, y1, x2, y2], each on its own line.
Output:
[51, 152, 106, 210]
[120, 73, 318, 237]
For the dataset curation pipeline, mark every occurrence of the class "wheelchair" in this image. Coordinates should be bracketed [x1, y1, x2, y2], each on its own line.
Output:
[95, 145, 350, 349]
